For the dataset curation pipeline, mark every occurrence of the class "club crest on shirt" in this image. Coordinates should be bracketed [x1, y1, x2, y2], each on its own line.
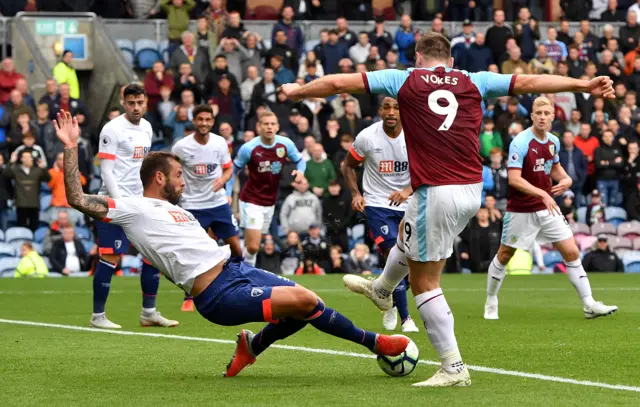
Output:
[380, 225, 389, 235]
[114, 240, 122, 249]
[509, 236, 518, 244]
[549, 144, 555, 156]
[251, 288, 264, 297]
[276, 147, 286, 158]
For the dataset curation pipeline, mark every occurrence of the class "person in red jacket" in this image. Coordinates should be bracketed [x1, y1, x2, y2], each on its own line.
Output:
[574, 122, 601, 194]
[0, 58, 24, 105]
[143, 60, 174, 113]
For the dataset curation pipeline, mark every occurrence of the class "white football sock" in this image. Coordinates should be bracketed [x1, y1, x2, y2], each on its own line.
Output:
[487, 257, 507, 303]
[415, 288, 464, 374]
[142, 307, 156, 315]
[565, 259, 596, 308]
[244, 248, 257, 267]
[373, 244, 409, 299]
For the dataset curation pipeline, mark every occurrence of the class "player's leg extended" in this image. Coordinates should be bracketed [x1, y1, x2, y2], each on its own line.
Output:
[485, 244, 516, 320]
[239, 201, 264, 266]
[91, 222, 124, 329]
[139, 260, 179, 327]
[553, 237, 618, 318]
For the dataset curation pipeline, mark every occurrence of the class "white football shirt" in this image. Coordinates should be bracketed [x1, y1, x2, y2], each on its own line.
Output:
[172, 133, 232, 210]
[98, 114, 152, 198]
[350, 121, 411, 211]
[105, 196, 231, 294]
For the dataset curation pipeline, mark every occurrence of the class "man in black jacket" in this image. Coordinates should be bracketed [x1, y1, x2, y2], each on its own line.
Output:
[4, 149, 50, 231]
[302, 224, 331, 272]
[368, 16, 393, 60]
[459, 206, 502, 274]
[322, 181, 352, 252]
[50, 226, 89, 275]
[619, 11, 640, 54]
[485, 10, 513, 64]
[582, 235, 624, 272]
[594, 130, 623, 206]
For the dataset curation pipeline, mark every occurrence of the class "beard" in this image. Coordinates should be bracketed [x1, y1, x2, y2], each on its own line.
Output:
[162, 183, 182, 205]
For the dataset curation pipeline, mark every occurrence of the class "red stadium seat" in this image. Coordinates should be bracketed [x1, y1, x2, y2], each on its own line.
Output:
[590, 222, 617, 237]
[373, 0, 395, 19]
[633, 237, 640, 251]
[607, 236, 632, 251]
[569, 222, 590, 237]
[245, 0, 282, 20]
[617, 222, 640, 240]
[578, 235, 597, 252]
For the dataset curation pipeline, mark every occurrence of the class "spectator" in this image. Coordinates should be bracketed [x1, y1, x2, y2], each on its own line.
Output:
[52, 50, 80, 99]
[242, 33, 266, 78]
[395, 14, 415, 66]
[567, 45, 586, 79]
[32, 102, 57, 164]
[7, 89, 35, 134]
[214, 37, 251, 82]
[4, 148, 50, 231]
[332, 133, 353, 178]
[338, 99, 365, 137]
[621, 141, 640, 200]
[368, 16, 393, 60]
[485, 10, 513, 63]
[170, 31, 210, 85]
[267, 30, 299, 74]
[220, 10, 246, 40]
[598, 50, 622, 82]
[484, 194, 503, 223]
[555, 91, 578, 123]
[280, 230, 302, 276]
[162, 0, 196, 56]
[543, 27, 568, 63]
[48, 152, 87, 209]
[193, 15, 217, 65]
[280, 178, 322, 234]
[349, 31, 371, 64]
[205, 54, 240, 99]
[210, 75, 243, 129]
[559, 131, 588, 203]
[164, 105, 194, 145]
[14, 242, 48, 278]
[626, 176, 640, 220]
[13, 128, 46, 166]
[291, 116, 311, 151]
[306, 143, 336, 197]
[322, 29, 349, 75]
[529, 44, 556, 75]
[346, 243, 373, 275]
[298, 50, 325, 79]
[594, 130, 623, 206]
[586, 190, 606, 226]
[50, 226, 90, 275]
[575, 75, 596, 119]
[464, 32, 493, 73]
[250, 68, 277, 116]
[240, 65, 261, 106]
[451, 20, 475, 69]
[429, 17, 448, 38]
[487, 148, 508, 210]
[335, 17, 357, 48]
[582, 235, 624, 272]
[301, 223, 331, 272]
[574, 122, 600, 188]
[272, 5, 305, 58]
[557, 19, 573, 46]
[313, 29, 330, 64]
[269, 55, 295, 86]
[323, 180, 352, 252]
[327, 245, 347, 274]
[501, 46, 528, 74]
[625, 56, 640, 92]
[601, 38, 625, 70]
[157, 86, 176, 125]
[15, 78, 35, 112]
[496, 97, 525, 137]
[38, 79, 58, 106]
[0, 58, 24, 105]
[173, 62, 203, 104]
[579, 20, 600, 60]
[513, 7, 539, 61]
[600, 0, 624, 21]
[256, 236, 281, 274]
[479, 119, 502, 159]
[302, 62, 320, 83]
[0, 154, 12, 230]
[338, 58, 354, 74]
[46, 82, 86, 122]
[144, 61, 175, 113]
[459, 206, 502, 273]
[203, 0, 227, 41]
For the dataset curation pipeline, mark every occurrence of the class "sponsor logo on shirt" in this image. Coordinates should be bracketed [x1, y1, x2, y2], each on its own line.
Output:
[379, 160, 408, 174]
[133, 146, 150, 159]
[168, 210, 196, 223]
[193, 163, 218, 175]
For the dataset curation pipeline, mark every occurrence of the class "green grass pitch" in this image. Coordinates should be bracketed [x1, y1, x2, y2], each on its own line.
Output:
[1, 274, 639, 407]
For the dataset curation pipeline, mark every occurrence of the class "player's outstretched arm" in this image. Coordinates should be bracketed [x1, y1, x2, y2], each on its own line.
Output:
[281, 73, 365, 101]
[54, 111, 109, 221]
[512, 75, 614, 99]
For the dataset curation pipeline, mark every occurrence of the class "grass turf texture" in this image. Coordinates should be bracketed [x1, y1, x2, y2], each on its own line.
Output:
[0, 274, 639, 407]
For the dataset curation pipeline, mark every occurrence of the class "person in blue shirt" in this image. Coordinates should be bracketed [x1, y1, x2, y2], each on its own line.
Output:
[395, 14, 415, 66]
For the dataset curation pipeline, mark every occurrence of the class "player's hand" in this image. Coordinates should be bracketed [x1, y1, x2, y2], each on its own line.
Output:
[352, 194, 365, 212]
[551, 178, 573, 197]
[291, 169, 305, 184]
[213, 178, 225, 192]
[53, 110, 80, 148]
[388, 189, 410, 206]
[541, 192, 561, 216]
[586, 76, 614, 99]
[280, 83, 303, 102]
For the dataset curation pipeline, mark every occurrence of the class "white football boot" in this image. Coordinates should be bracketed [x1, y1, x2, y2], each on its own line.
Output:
[412, 368, 472, 387]
[401, 317, 419, 333]
[343, 275, 393, 311]
[484, 299, 499, 320]
[383, 307, 398, 330]
[584, 302, 618, 319]
[140, 310, 179, 327]
[90, 314, 122, 329]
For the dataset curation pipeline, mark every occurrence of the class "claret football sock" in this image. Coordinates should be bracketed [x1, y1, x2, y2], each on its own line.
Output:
[93, 259, 117, 314]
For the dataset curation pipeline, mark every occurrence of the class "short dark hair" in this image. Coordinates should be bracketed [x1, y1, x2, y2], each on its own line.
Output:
[215, 54, 227, 60]
[123, 83, 146, 100]
[140, 152, 181, 189]
[415, 32, 451, 61]
[109, 107, 122, 115]
[193, 104, 214, 118]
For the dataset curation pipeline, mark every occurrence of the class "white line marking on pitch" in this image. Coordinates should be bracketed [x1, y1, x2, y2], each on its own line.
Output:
[0, 318, 638, 393]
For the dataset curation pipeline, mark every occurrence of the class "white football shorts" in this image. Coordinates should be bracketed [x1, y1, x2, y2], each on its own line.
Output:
[501, 210, 573, 250]
[239, 201, 275, 234]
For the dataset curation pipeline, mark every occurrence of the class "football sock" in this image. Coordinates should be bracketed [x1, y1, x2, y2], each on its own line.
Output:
[565, 259, 596, 308]
[373, 244, 409, 299]
[93, 259, 117, 314]
[244, 248, 257, 266]
[250, 319, 308, 356]
[415, 288, 465, 374]
[306, 300, 377, 351]
[487, 257, 507, 303]
[393, 277, 410, 323]
[141, 262, 160, 310]
[184, 294, 193, 301]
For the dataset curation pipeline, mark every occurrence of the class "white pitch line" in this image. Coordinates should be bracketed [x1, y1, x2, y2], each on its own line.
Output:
[0, 318, 639, 393]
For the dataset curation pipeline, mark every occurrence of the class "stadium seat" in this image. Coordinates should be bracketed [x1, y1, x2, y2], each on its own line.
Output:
[43, 256, 51, 269]
[34, 227, 48, 243]
[543, 250, 563, 269]
[81, 239, 95, 254]
[31, 242, 43, 255]
[158, 39, 170, 64]
[350, 224, 365, 249]
[40, 182, 51, 193]
[75, 226, 91, 241]
[373, 0, 395, 19]
[607, 236, 632, 251]
[615, 248, 631, 257]
[569, 222, 590, 237]
[134, 39, 161, 69]
[0, 229, 4, 242]
[5, 227, 34, 243]
[617, 222, 640, 239]
[576, 207, 587, 224]
[252, 5, 280, 20]
[0, 243, 15, 258]
[578, 235, 597, 252]
[0, 257, 20, 275]
[605, 207, 627, 227]
[39, 212, 50, 229]
[590, 222, 617, 236]
[633, 237, 640, 250]
[622, 251, 640, 273]
[6, 210, 17, 228]
[116, 39, 135, 67]
[40, 194, 52, 211]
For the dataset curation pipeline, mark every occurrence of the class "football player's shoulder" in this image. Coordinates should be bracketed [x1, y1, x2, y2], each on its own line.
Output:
[101, 114, 123, 134]
[140, 117, 153, 134]
[356, 121, 379, 142]
[548, 132, 561, 148]
[210, 132, 229, 151]
[274, 134, 295, 149]
[171, 134, 192, 153]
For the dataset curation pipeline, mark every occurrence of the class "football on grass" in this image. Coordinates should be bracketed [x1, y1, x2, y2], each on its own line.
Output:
[376, 336, 419, 377]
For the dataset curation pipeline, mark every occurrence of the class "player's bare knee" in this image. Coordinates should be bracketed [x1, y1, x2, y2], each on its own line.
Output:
[497, 246, 515, 265]
[245, 241, 260, 254]
[562, 247, 580, 262]
[294, 287, 319, 314]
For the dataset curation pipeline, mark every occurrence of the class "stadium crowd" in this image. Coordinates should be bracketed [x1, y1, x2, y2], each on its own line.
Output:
[2, 0, 640, 276]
